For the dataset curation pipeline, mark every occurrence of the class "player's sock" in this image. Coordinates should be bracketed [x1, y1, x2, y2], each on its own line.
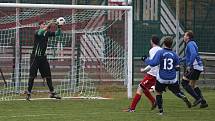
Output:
[181, 79, 200, 100]
[194, 87, 207, 104]
[27, 77, 34, 93]
[130, 93, 141, 110]
[170, 90, 191, 108]
[46, 77, 54, 92]
[194, 87, 209, 108]
[156, 95, 163, 111]
[143, 87, 156, 105]
[174, 92, 185, 98]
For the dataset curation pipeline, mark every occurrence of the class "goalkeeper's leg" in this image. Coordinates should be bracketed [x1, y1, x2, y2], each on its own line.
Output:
[26, 56, 38, 101]
[27, 77, 35, 94]
[26, 76, 35, 101]
[45, 76, 54, 92]
[45, 77, 61, 99]
[40, 58, 61, 99]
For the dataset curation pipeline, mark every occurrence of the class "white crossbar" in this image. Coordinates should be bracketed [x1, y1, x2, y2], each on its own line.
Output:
[0, 3, 132, 10]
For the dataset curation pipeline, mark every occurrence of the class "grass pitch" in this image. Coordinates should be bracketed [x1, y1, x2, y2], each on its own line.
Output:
[0, 89, 214, 121]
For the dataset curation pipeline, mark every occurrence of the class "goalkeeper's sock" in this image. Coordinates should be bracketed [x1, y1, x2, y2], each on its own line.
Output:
[27, 77, 35, 93]
[130, 93, 141, 110]
[46, 77, 54, 92]
[143, 87, 156, 105]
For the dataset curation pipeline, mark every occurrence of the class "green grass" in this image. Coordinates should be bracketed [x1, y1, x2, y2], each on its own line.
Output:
[0, 89, 214, 121]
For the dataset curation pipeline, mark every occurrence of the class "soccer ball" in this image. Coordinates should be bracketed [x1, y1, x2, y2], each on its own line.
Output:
[57, 17, 65, 25]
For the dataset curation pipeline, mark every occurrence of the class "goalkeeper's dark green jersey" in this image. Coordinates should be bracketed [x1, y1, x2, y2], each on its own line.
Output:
[31, 28, 61, 56]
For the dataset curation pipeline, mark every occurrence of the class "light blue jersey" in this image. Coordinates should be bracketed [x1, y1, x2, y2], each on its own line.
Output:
[145, 48, 179, 84]
[185, 40, 203, 71]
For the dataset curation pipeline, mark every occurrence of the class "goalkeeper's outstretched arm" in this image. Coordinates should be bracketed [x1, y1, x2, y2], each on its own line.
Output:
[55, 25, 62, 36]
[44, 20, 62, 37]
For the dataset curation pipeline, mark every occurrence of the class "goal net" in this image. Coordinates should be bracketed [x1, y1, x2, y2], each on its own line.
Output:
[0, 3, 132, 101]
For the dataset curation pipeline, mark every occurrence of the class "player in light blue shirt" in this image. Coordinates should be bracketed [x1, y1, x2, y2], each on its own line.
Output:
[143, 37, 191, 115]
[181, 31, 208, 108]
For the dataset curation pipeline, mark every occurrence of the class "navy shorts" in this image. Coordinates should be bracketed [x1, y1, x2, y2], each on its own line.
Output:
[184, 68, 202, 80]
[155, 80, 181, 94]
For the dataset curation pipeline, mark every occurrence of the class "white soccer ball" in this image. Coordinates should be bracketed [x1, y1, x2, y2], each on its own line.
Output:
[57, 17, 65, 25]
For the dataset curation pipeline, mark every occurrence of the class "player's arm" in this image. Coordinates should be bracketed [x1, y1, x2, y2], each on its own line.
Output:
[37, 21, 54, 36]
[188, 44, 197, 67]
[144, 51, 161, 67]
[55, 25, 62, 36]
[48, 24, 62, 37]
[141, 47, 160, 72]
[46, 20, 62, 37]
[140, 48, 155, 72]
[44, 21, 53, 31]
[140, 65, 151, 72]
[140, 50, 152, 72]
[37, 29, 46, 36]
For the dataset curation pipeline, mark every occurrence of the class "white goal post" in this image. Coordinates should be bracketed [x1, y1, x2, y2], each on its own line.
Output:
[0, 3, 133, 99]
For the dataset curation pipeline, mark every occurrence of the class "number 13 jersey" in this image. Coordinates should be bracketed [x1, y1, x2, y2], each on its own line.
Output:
[145, 48, 179, 84]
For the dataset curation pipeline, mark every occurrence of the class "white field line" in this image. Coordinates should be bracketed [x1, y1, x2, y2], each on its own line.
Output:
[14, 96, 111, 101]
[0, 114, 58, 118]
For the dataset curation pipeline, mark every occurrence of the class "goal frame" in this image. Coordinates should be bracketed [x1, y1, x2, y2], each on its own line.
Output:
[0, 3, 133, 98]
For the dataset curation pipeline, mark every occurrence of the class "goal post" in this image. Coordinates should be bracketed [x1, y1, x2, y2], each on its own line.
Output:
[0, 3, 133, 100]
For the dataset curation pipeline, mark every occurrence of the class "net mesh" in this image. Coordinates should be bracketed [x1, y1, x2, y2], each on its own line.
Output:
[0, 6, 129, 100]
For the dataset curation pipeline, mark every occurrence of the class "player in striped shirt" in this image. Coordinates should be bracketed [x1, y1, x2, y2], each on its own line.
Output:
[26, 20, 62, 101]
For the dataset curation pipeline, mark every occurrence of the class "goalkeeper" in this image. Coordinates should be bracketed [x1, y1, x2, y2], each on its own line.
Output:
[26, 20, 62, 101]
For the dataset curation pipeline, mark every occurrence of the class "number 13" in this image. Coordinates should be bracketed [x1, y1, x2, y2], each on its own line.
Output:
[163, 58, 173, 70]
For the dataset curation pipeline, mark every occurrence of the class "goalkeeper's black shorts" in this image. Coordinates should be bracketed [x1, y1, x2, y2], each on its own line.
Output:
[29, 54, 51, 78]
